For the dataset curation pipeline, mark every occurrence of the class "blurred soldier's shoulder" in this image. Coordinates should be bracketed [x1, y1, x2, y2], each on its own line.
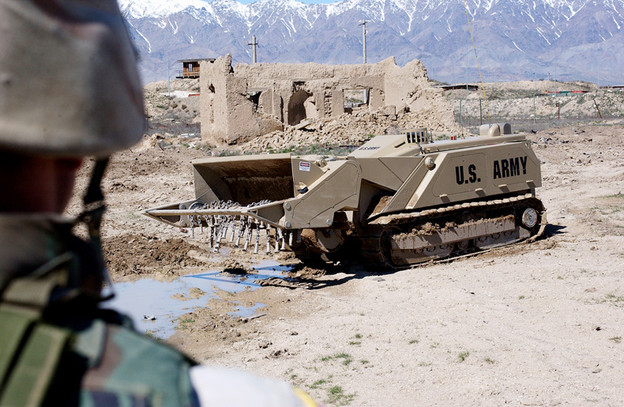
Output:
[74, 316, 198, 406]
[0, 303, 199, 406]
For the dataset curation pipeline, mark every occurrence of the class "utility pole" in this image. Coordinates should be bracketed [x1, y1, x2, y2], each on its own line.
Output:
[359, 20, 367, 64]
[554, 65, 557, 96]
[248, 35, 258, 64]
[554, 66, 558, 120]
[459, 99, 463, 128]
[166, 49, 171, 98]
[533, 72, 537, 124]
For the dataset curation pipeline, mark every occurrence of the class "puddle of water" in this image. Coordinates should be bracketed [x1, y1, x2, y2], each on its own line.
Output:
[228, 302, 266, 318]
[253, 261, 293, 275]
[105, 261, 292, 339]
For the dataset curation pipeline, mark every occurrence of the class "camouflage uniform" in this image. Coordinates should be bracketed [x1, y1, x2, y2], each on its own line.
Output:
[0, 1, 315, 406]
[0, 216, 198, 406]
[0, 216, 313, 407]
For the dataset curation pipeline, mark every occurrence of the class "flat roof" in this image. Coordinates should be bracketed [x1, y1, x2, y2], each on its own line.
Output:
[435, 84, 479, 91]
[177, 58, 216, 63]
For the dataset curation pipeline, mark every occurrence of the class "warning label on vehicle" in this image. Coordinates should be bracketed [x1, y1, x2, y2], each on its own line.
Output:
[299, 161, 311, 172]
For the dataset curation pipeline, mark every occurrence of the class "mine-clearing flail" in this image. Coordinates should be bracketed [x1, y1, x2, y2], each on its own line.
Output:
[145, 123, 546, 269]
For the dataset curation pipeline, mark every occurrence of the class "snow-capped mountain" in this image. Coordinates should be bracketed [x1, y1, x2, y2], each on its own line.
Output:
[119, 0, 624, 84]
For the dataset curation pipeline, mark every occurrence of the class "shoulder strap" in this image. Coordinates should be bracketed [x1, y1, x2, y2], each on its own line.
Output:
[0, 304, 39, 386]
[0, 253, 77, 407]
[1, 253, 73, 309]
[0, 304, 71, 407]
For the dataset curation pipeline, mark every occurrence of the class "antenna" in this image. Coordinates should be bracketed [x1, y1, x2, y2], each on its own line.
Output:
[359, 20, 367, 64]
[462, 0, 490, 124]
[248, 35, 258, 64]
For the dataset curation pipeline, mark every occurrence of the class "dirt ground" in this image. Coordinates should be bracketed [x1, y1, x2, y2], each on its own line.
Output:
[68, 82, 624, 406]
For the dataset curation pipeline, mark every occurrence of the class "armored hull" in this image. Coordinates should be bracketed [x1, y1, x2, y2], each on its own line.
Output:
[145, 124, 546, 269]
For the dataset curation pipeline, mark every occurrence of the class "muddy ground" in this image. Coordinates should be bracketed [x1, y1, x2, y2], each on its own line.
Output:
[68, 82, 624, 406]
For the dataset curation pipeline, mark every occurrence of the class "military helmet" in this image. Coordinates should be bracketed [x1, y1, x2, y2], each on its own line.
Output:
[0, 0, 145, 157]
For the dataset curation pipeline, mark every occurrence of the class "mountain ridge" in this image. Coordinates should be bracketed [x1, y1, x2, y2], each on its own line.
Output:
[119, 0, 624, 84]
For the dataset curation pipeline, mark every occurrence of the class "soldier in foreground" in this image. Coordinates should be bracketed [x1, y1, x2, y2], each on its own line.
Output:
[0, 0, 316, 405]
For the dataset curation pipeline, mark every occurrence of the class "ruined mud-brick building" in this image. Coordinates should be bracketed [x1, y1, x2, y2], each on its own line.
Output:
[200, 54, 441, 145]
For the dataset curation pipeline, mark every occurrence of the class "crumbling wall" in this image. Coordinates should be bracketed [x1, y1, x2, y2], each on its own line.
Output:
[200, 55, 458, 146]
[235, 61, 388, 124]
[384, 58, 458, 129]
[200, 56, 282, 145]
[200, 56, 229, 142]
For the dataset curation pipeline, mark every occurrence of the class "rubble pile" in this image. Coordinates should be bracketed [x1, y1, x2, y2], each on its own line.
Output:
[238, 108, 460, 154]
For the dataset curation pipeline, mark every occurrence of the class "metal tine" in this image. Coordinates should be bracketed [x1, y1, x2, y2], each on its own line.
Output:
[277, 228, 285, 251]
[212, 216, 219, 250]
[203, 215, 211, 247]
[243, 218, 252, 252]
[229, 216, 237, 242]
[212, 219, 219, 245]
[204, 215, 212, 247]
[218, 215, 227, 242]
[189, 215, 195, 239]
[213, 223, 221, 252]
[254, 221, 260, 254]
[215, 216, 222, 241]
[216, 216, 224, 241]
[207, 201, 219, 247]
[274, 227, 280, 252]
[288, 231, 293, 248]
[265, 226, 271, 254]
[221, 201, 235, 243]
[223, 201, 233, 240]
[226, 217, 233, 241]
[213, 215, 221, 252]
[210, 216, 216, 248]
[234, 218, 245, 248]
[220, 217, 229, 242]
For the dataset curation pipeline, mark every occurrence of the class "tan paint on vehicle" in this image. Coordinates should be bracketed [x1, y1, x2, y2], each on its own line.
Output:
[145, 124, 546, 268]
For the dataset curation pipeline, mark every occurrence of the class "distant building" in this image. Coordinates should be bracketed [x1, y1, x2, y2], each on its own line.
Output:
[176, 58, 215, 79]
[436, 84, 479, 91]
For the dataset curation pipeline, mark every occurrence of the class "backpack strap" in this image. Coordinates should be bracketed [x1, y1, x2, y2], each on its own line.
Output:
[1, 253, 73, 309]
[0, 254, 75, 407]
[0, 304, 71, 407]
[0, 305, 39, 387]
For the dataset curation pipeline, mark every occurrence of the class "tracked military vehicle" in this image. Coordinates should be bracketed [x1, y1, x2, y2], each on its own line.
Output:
[145, 123, 546, 269]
